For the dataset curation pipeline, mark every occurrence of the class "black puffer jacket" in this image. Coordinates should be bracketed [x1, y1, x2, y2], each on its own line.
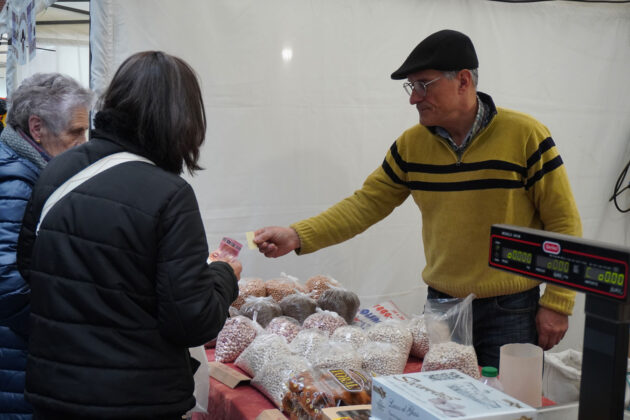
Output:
[17, 123, 238, 418]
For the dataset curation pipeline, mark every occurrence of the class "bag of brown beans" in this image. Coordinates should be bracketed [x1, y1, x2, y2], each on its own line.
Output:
[239, 295, 282, 328]
[265, 273, 305, 302]
[316, 287, 360, 324]
[305, 274, 341, 300]
[231, 277, 266, 310]
[279, 292, 317, 324]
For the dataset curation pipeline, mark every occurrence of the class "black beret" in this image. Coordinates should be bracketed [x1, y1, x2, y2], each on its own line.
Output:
[391, 29, 478, 80]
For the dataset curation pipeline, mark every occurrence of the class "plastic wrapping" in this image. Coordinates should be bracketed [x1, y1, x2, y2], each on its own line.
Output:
[408, 314, 430, 359]
[279, 292, 317, 324]
[302, 309, 347, 336]
[251, 354, 310, 408]
[366, 319, 413, 356]
[215, 315, 260, 363]
[234, 333, 291, 377]
[305, 275, 340, 299]
[359, 341, 408, 376]
[316, 287, 360, 324]
[231, 277, 266, 310]
[421, 294, 479, 379]
[330, 325, 368, 350]
[283, 367, 372, 419]
[265, 315, 302, 343]
[239, 295, 282, 328]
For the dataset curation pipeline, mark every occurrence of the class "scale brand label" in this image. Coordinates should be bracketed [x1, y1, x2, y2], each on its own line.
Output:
[543, 241, 561, 255]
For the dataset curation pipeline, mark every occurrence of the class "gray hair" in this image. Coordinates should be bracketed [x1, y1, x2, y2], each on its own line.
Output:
[443, 68, 479, 87]
[7, 73, 94, 136]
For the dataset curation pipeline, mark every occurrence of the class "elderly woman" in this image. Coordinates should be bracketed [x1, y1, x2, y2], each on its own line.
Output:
[17, 52, 241, 419]
[0, 73, 93, 420]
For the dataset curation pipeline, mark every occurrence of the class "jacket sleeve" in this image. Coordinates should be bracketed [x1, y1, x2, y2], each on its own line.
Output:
[155, 183, 238, 347]
[1, 178, 36, 336]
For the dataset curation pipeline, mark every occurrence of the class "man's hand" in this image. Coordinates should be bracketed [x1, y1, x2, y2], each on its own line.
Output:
[536, 306, 568, 350]
[253, 226, 301, 258]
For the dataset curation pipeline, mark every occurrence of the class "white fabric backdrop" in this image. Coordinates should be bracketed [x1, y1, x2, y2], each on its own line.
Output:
[90, 0, 630, 352]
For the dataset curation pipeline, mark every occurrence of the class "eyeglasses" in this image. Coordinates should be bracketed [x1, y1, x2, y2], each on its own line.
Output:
[403, 76, 441, 97]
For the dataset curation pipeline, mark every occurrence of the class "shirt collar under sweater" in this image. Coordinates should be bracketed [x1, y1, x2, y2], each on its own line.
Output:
[0, 124, 51, 169]
[430, 91, 496, 152]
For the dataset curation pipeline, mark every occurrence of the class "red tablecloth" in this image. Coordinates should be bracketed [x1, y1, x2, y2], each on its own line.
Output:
[192, 348, 553, 420]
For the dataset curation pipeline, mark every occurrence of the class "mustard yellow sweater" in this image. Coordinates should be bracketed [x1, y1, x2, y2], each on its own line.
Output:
[292, 101, 582, 315]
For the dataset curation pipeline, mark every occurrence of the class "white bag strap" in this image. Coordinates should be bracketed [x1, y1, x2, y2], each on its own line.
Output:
[36, 152, 154, 235]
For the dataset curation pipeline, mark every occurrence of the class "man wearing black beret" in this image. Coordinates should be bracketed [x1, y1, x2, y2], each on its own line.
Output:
[254, 29, 582, 368]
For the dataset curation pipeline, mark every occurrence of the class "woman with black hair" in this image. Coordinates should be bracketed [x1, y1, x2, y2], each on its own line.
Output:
[17, 51, 240, 419]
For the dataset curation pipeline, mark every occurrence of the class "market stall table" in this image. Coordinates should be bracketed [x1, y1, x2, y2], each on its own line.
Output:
[192, 348, 554, 420]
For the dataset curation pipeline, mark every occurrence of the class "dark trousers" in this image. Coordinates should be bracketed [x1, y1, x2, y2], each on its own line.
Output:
[426, 286, 540, 369]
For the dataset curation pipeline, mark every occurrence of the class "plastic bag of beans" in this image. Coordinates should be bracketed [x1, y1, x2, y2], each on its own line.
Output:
[302, 309, 347, 336]
[366, 319, 413, 356]
[234, 333, 291, 377]
[265, 273, 304, 302]
[359, 341, 408, 376]
[421, 293, 479, 379]
[330, 325, 368, 350]
[316, 287, 360, 324]
[231, 277, 266, 310]
[305, 274, 341, 300]
[215, 315, 260, 363]
[239, 296, 282, 328]
[265, 315, 302, 343]
[251, 354, 310, 408]
[408, 314, 430, 359]
[289, 328, 330, 359]
[279, 292, 317, 324]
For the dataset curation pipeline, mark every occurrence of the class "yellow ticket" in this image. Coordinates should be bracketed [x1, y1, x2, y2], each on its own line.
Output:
[246, 231, 257, 249]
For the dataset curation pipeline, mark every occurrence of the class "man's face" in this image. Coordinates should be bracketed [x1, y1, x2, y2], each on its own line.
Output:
[406, 69, 460, 127]
[40, 106, 89, 157]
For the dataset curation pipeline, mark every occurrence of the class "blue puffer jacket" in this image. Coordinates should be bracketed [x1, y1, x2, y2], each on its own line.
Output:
[0, 131, 41, 419]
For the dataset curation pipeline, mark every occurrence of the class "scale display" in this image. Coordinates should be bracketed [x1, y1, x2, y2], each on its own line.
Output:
[489, 224, 630, 301]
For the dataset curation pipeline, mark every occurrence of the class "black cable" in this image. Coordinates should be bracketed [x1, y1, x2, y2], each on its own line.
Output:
[609, 158, 630, 213]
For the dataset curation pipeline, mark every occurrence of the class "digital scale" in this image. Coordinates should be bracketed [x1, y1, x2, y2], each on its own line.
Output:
[489, 224, 630, 420]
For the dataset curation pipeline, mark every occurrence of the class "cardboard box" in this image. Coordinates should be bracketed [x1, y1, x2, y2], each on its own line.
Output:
[208, 361, 250, 388]
[371, 369, 536, 420]
[321, 404, 371, 420]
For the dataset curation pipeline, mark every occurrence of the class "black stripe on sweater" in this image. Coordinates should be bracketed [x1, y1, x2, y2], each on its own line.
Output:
[526, 137, 555, 169]
[525, 155, 564, 190]
[389, 141, 527, 175]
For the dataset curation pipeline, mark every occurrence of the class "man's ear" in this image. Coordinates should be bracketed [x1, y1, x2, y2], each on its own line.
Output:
[28, 115, 43, 143]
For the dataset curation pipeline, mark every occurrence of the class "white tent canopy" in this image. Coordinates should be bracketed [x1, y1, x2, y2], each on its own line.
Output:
[90, 0, 630, 353]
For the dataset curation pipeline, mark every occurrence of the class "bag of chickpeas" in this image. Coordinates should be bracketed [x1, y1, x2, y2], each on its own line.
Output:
[421, 293, 480, 379]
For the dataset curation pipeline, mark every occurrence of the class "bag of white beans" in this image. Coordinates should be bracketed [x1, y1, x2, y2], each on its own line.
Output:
[289, 328, 330, 359]
[330, 325, 368, 350]
[251, 354, 311, 408]
[309, 340, 362, 371]
[421, 293, 480, 379]
[408, 314, 430, 359]
[366, 319, 413, 356]
[234, 333, 291, 377]
[359, 341, 408, 376]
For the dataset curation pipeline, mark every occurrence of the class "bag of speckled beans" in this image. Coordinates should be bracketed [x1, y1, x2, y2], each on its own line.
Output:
[421, 293, 480, 379]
